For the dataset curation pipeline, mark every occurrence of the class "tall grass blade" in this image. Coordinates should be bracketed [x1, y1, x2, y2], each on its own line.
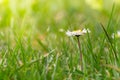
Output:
[37, 39, 49, 51]
[107, 3, 115, 29]
[100, 23, 118, 61]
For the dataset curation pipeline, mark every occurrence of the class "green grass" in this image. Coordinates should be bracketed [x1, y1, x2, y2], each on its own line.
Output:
[0, 0, 120, 80]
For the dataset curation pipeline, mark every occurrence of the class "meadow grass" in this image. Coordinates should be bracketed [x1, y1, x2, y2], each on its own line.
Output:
[0, 0, 120, 80]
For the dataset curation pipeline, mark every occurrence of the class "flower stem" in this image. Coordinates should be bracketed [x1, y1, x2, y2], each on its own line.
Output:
[77, 36, 83, 71]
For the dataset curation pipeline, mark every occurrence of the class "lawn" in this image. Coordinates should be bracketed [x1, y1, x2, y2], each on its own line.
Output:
[0, 0, 120, 80]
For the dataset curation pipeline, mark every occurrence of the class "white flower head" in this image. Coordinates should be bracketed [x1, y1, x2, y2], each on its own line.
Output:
[66, 28, 90, 37]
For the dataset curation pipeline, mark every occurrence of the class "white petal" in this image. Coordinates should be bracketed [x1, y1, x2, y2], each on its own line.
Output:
[82, 28, 91, 33]
[66, 31, 73, 36]
[82, 29, 87, 33]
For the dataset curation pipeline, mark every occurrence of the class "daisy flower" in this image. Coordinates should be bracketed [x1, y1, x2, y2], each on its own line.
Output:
[66, 28, 90, 71]
[66, 28, 90, 37]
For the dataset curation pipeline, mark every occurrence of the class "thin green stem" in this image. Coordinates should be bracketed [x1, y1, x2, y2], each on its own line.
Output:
[77, 36, 83, 71]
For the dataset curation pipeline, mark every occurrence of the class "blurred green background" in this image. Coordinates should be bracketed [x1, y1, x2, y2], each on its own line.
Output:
[0, 0, 120, 47]
[0, 0, 120, 79]
[0, 0, 119, 48]
[0, 0, 120, 28]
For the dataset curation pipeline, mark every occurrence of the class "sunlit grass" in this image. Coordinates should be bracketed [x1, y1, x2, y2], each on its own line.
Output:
[86, 0, 103, 10]
[0, 0, 120, 80]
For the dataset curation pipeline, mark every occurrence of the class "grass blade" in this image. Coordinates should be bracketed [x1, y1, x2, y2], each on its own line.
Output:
[100, 23, 118, 61]
[37, 38, 49, 51]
